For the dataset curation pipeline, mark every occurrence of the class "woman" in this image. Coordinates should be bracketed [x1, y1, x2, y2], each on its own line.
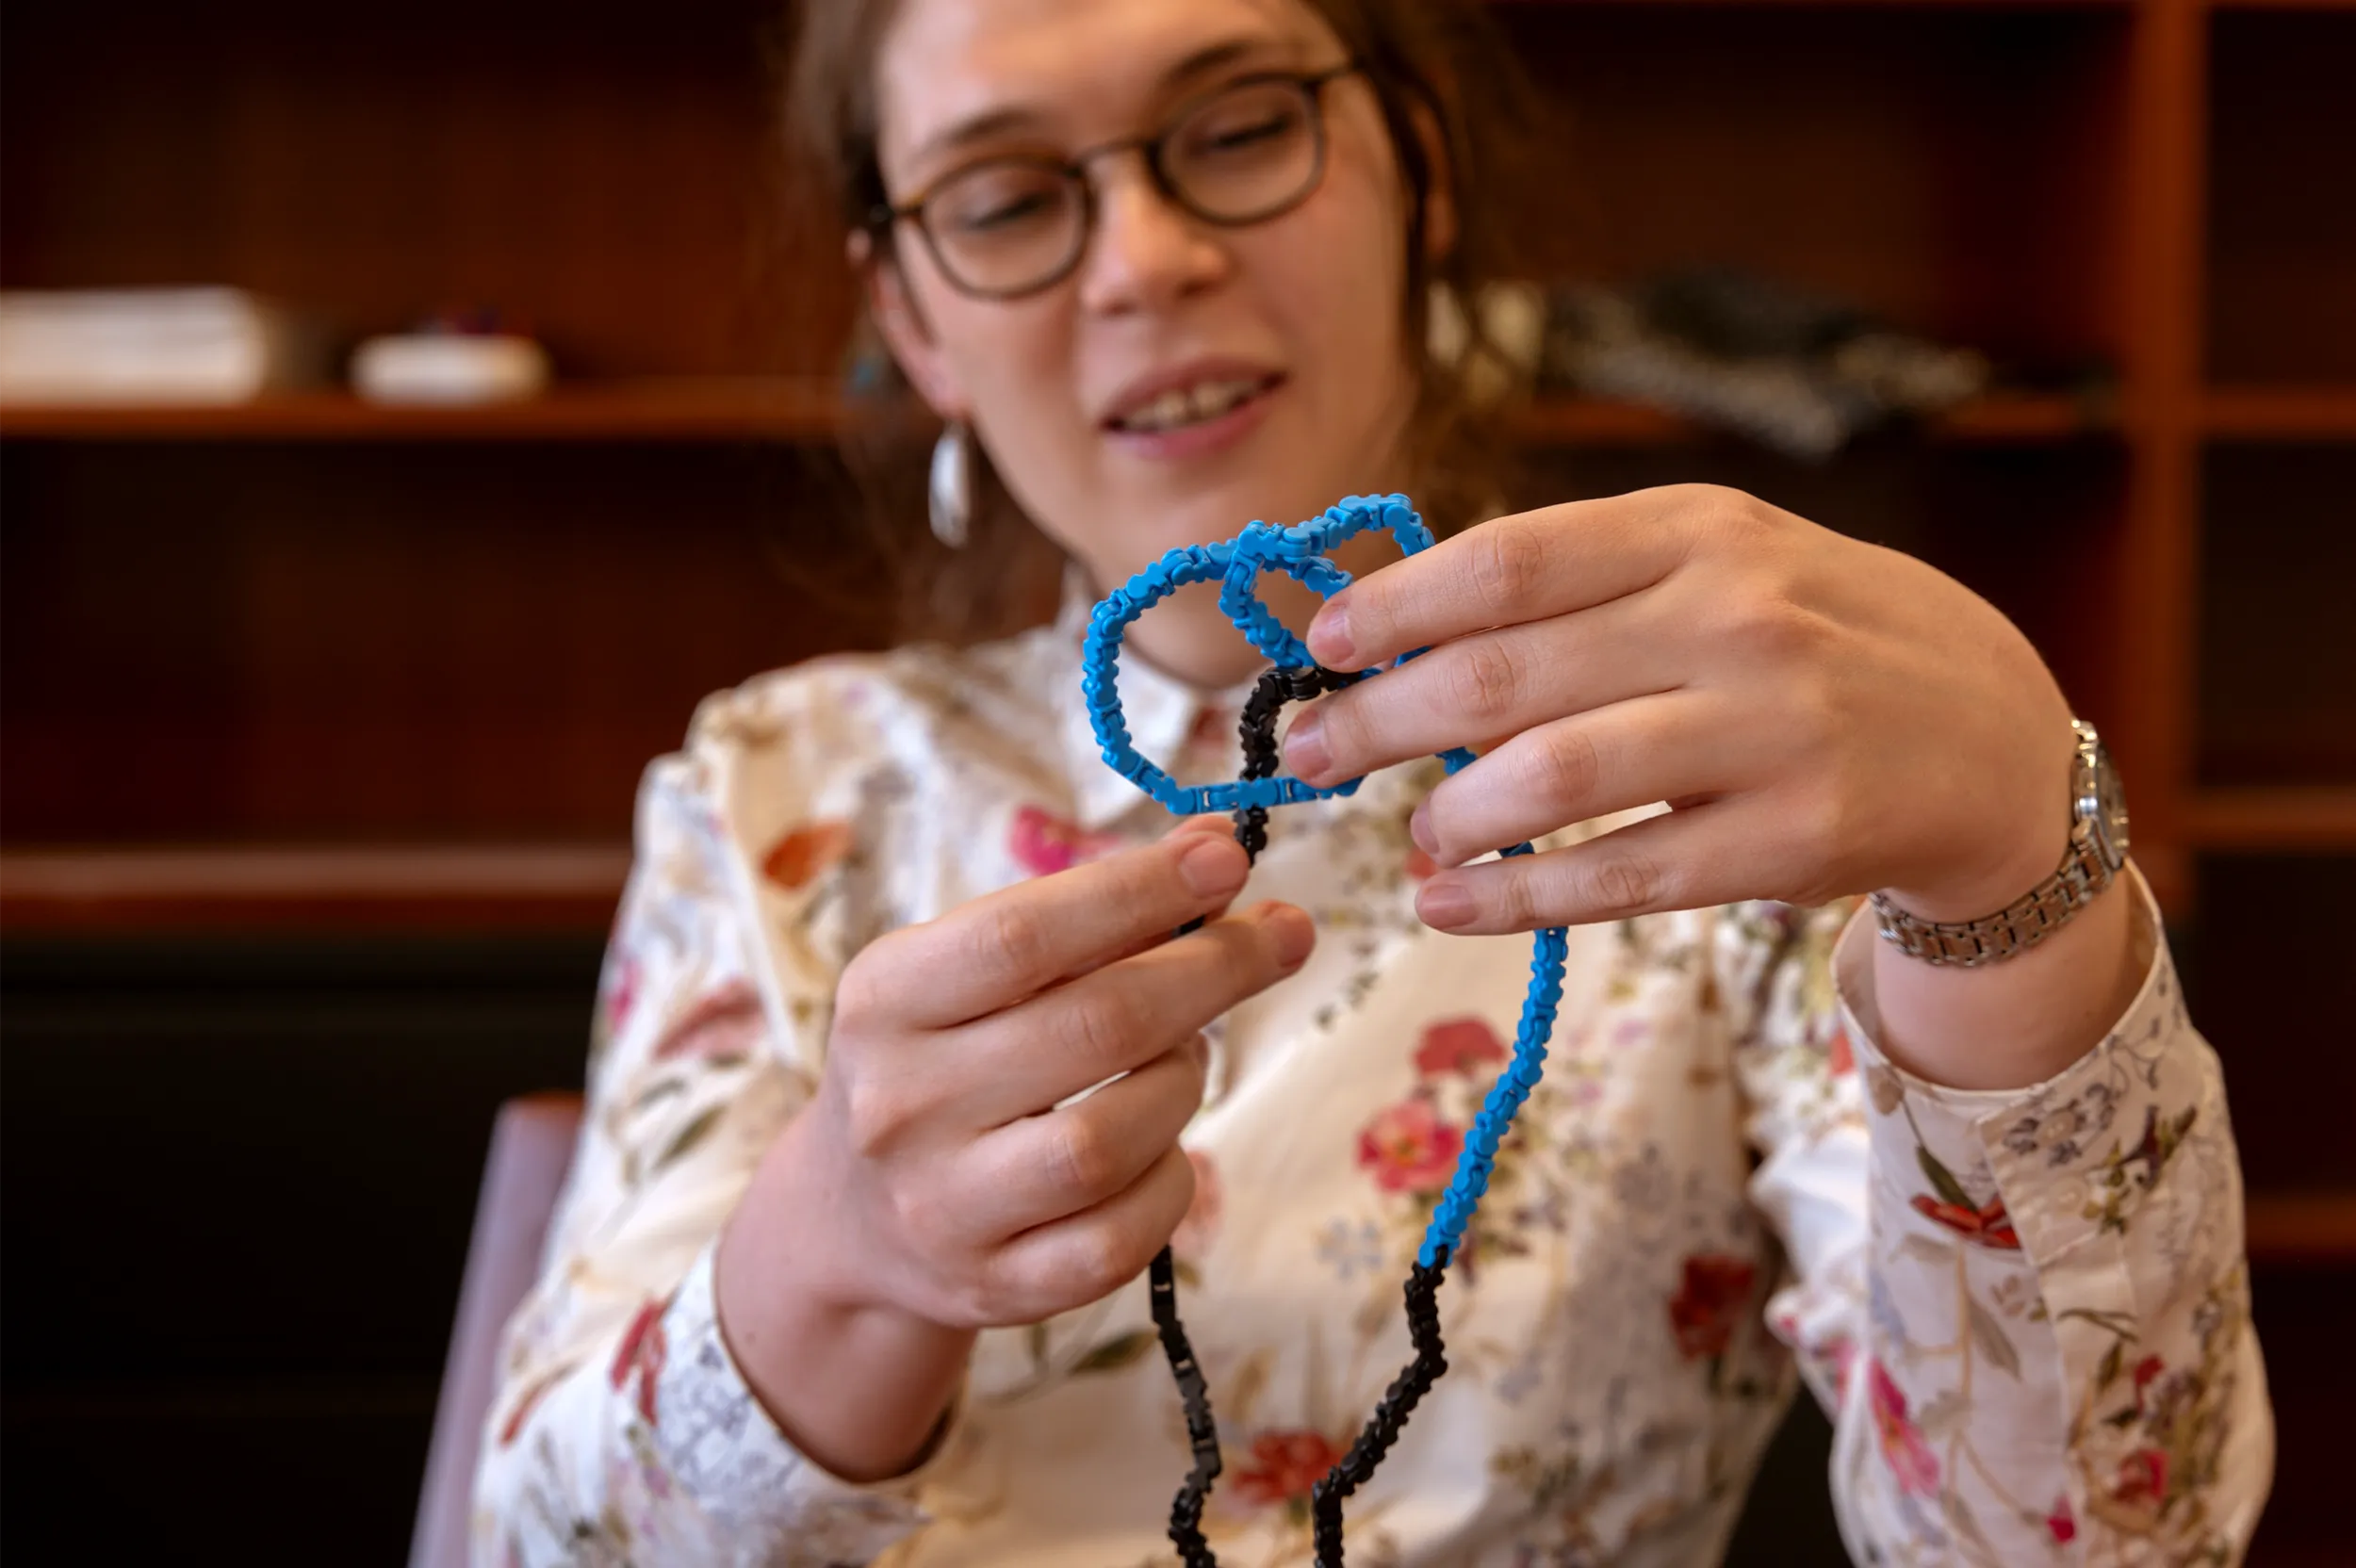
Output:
[475, 0, 2273, 1562]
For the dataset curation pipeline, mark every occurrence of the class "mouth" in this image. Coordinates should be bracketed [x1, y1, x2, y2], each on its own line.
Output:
[1103, 369, 1285, 439]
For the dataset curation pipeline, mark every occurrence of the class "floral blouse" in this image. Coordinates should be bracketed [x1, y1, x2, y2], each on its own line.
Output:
[473, 591, 2273, 1567]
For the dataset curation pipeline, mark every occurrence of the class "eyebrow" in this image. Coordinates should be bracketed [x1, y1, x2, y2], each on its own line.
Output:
[911, 34, 1300, 167]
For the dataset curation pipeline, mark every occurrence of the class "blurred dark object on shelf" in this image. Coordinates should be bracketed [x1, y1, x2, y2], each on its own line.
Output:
[1542, 268, 1993, 459]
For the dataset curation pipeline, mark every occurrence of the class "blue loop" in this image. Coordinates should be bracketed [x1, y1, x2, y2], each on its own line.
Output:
[1081, 493, 1568, 1274]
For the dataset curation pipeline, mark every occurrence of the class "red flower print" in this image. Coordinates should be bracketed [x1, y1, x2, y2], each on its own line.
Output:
[1357, 1098, 1464, 1195]
[762, 820, 853, 891]
[1908, 1192, 2022, 1250]
[1414, 1017, 1507, 1077]
[1172, 1150, 1222, 1264]
[1667, 1253, 1758, 1361]
[2133, 1354, 2165, 1399]
[496, 1372, 561, 1448]
[608, 1298, 668, 1426]
[2046, 1494, 2077, 1544]
[2111, 1448, 2168, 1508]
[1867, 1359, 1940, 1496]
[1008, 805, 1124, 877]
[1232, 1429, 1346, 1508]
[1826, 1023, 1855, 1076]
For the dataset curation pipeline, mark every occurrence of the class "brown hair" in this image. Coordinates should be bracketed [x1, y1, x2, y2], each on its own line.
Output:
[783, 0, 1534, 644]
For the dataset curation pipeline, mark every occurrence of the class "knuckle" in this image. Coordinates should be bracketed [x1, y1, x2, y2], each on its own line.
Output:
[973, 901, 1057, 988]
[1446, 640, 1523, 722]
[1527, 727, 1604, 812]
[1469, 521, 1547, 617]
[1060, 989, 1141, 1070]
[1586, 850, 1665, 916]
[1049, 1114, 1119, 1199]
[838, 1074, 911, 1160]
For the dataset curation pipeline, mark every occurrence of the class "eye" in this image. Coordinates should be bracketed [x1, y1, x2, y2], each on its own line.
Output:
[932, 164, 1070, 236]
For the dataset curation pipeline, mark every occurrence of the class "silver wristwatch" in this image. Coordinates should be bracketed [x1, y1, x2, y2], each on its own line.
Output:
[1870, 718, 2129, 968]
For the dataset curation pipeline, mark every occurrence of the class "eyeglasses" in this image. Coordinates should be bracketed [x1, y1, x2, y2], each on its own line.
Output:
[869, 64, 1360, 302]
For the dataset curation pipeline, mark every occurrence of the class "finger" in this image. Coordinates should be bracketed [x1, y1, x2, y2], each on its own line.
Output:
[1060, 818, 1252, 979]
[873, 830, 1254, 1028]
[1414, 798, 1807, 935]
[962, 900, 1314, 1124]
[1305, 488, 1703, 669]
[1407, 692, 1746, 871]
[959, 1039, 1206, 1239]
[980, 1144, 1196, 1325]
[1284, 588, 1679, 786]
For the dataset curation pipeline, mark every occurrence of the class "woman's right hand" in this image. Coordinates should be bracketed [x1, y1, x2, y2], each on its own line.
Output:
[714, 818, 1315, 1478]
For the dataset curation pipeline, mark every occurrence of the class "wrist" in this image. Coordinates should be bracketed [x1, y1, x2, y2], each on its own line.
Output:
[715, 1109, 974, 1481]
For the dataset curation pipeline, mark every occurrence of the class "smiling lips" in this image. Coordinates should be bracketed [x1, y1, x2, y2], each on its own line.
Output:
[1107, 371, 1281, 434]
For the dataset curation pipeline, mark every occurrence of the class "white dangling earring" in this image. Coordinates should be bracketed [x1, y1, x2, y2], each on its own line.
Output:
[928, 420, 973, 548]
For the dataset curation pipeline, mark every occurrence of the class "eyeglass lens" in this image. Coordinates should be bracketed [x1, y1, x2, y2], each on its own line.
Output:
[920, 76, 1325, 297]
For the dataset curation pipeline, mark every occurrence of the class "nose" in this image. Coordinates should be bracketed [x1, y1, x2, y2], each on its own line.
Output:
[1076, 155, 1229, 316]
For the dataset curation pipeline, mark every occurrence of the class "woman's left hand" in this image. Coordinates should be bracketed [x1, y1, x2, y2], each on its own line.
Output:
[1282, 484, 2080, 936]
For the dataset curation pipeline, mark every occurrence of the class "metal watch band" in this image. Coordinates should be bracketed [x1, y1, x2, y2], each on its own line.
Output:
[1869, 832, 2116, 969]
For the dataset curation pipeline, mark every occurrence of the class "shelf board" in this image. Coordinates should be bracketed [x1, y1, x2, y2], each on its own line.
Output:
[0, 382, 2109, 448]
[2246, 1190, 2356, 1266]
[0, 843, 631, 932]
[2202, 386, 2356, 440]
[0, 379, 855, 444]
[2181, 786, 2356, 849]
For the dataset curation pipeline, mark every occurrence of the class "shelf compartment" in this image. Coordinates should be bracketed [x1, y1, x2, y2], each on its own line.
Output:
[2195, 444, 2356, 787]
[1497, 4, 2133, 377]
[2178, 853, 2356, 1195]
[2205, 9, 2356, 381]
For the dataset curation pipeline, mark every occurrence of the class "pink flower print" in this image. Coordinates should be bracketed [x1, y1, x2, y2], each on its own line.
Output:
[604, 952, 642, 1037]
[1826, 1022, 1855, 1076]
[1867, 1359, 1940, 1496]
[1172, 1150, 1222, 1263]
[2046, 1494, 2077, 1544]
[1414, 1017, 1507, 1077]
[1008, 805, 1124, 876]
[1357, 1098, 1464, 1195]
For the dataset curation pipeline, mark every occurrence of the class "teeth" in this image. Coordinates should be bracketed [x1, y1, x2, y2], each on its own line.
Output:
[1121, 377, 1262, 433]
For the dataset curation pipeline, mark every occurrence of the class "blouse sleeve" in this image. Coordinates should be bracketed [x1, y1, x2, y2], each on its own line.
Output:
[1722, 869, 2274, 1564]
[469, 681, 943, 1567]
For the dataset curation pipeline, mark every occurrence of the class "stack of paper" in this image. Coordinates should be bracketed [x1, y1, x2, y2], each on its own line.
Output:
[0, 288, 321, 403]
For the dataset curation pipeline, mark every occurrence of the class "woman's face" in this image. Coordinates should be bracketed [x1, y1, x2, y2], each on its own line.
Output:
[870, 0, 1427, 686]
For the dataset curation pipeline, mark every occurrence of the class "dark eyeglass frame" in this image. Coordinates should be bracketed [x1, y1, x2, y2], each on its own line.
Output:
[867, 62, 1362, 302]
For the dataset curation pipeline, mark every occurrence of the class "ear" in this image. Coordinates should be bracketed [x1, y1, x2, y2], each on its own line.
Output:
[1404, 101, 1459, 266]
[851, 229, 971, 418]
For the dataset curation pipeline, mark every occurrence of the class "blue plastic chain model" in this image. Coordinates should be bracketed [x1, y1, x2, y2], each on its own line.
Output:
[1080, 493, 1570, 1568]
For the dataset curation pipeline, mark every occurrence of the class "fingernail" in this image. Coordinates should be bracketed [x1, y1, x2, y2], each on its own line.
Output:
[1284, 710, 1332, 781]
[1307, 597, 1355, 667]
[1178, 836, 1246, 897]
[1409, 800, 1437, 856]
[1263, 904, 1316, 969]
[1416, 880, 1476, 932]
